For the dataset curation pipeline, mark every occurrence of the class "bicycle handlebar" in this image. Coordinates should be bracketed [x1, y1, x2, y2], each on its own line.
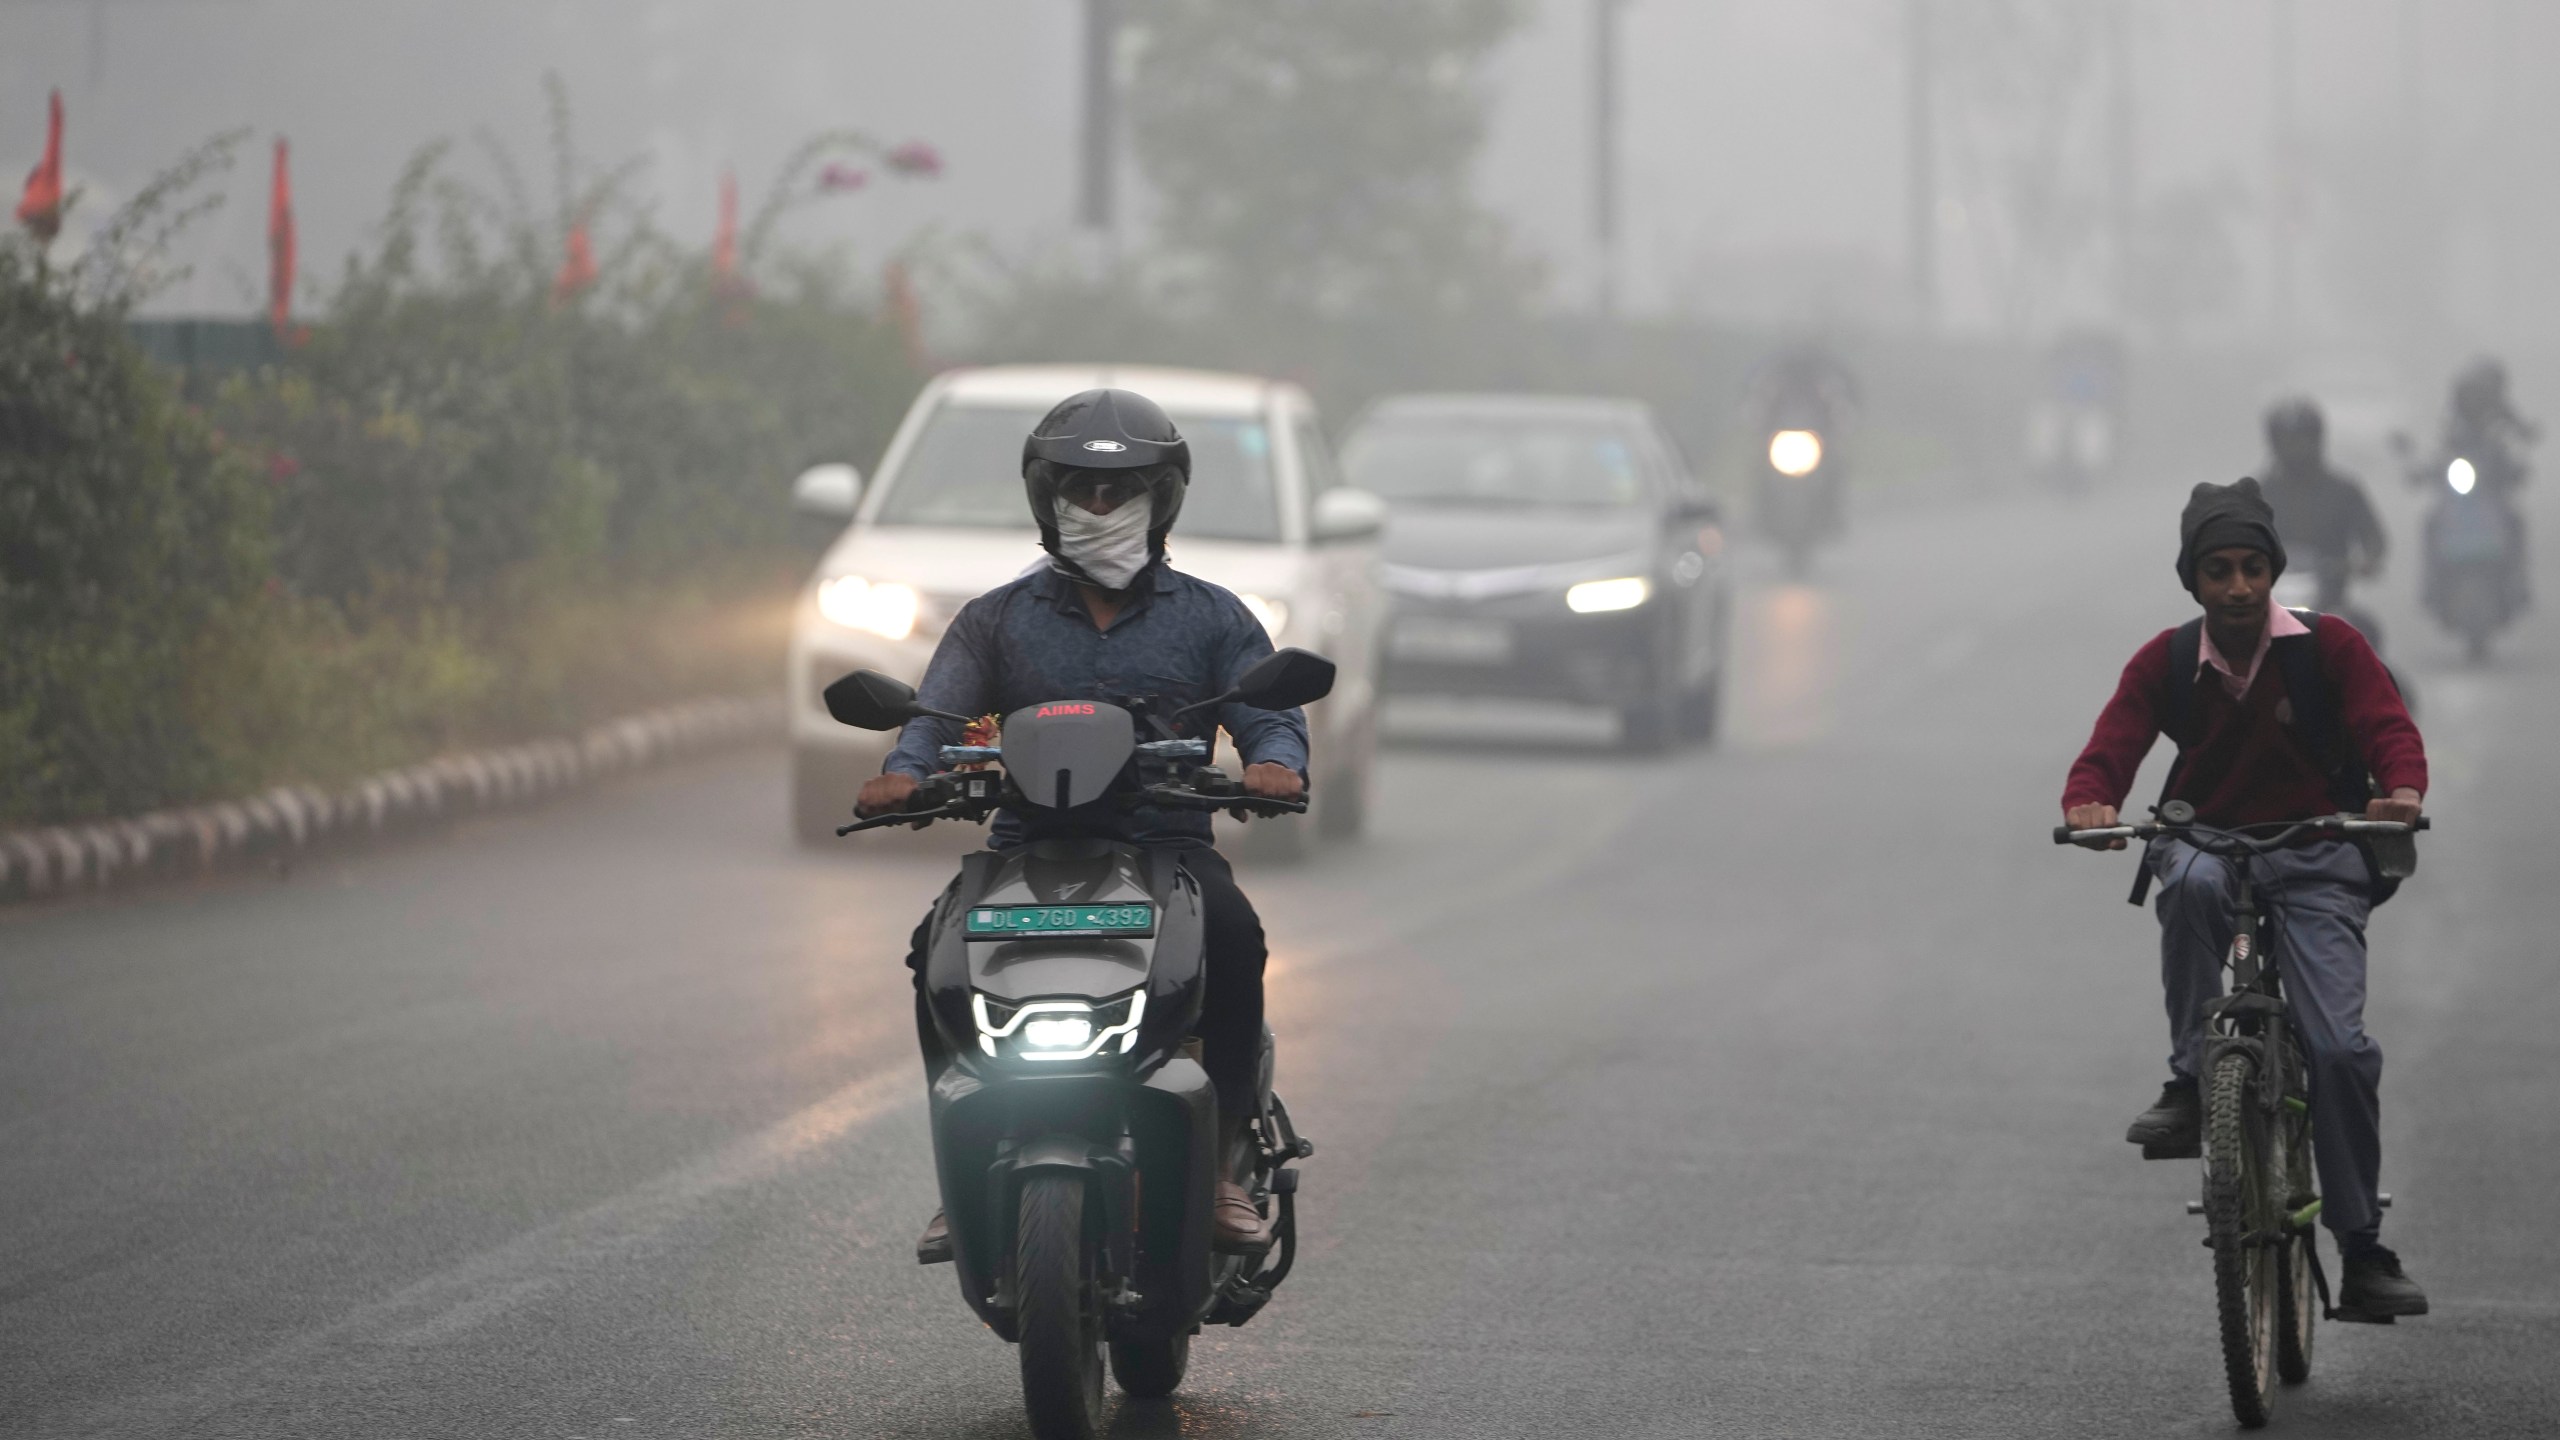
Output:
[2052, 814, 2429, 847]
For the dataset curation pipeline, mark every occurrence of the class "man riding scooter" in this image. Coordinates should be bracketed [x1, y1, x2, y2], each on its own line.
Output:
[855, 388, 1307, 1261]
[2060, 477, 2431, 1319]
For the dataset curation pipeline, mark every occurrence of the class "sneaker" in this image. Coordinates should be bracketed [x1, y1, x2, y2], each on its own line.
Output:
[916, 1208, 953, 1265]
[2337, 1245, 2428, 1320]
[2126, 1078, 2201, 1159]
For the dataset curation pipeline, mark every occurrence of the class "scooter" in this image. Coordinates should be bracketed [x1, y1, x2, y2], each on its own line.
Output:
[821, 649, 1333, 1440]
[2420, 453, 2524, 661]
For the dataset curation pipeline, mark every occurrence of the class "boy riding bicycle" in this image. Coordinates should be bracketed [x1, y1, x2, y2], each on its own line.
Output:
[2062, 477, 2430, 1318]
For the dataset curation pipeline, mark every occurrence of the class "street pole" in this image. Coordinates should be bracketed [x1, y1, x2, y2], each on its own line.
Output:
[2107, 0, 2136, 329]
[1592, 0, 1623, 319]
[2268, 0, 2293, 357]
[1906, 0, 1937, 331]
[1079, 0, 1119, 252]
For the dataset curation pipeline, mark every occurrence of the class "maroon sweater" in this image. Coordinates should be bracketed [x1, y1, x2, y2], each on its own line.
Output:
[2062, 617, 2426, 825]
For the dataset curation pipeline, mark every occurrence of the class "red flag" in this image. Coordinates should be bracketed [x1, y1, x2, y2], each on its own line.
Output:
[267, 138, 297, 337]
[712, 170, 739, 280]
[552, 217, 598, 303]
[15, 89, 65, 245]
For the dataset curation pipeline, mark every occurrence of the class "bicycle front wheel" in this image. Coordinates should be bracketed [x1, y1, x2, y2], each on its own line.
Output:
[2274, 1061, 2318, 1385]
[2206, 1052, 2279, 1428]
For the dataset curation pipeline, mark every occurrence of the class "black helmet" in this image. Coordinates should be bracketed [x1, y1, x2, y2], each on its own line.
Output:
[2263, 396, 2325, 468]
[1021, 388, 1191, 543]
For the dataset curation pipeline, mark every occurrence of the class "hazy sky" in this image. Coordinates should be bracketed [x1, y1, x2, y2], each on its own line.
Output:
[4, 0, 2552, 356]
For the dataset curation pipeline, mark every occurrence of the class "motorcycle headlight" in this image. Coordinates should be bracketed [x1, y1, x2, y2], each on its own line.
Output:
[973, 990, 1146, 1062]
[1768, 429, 1824, 478]
[1565, 576, 1652, 614]
[816, 575, 920, 641]
[2447, 457, 2478, 495]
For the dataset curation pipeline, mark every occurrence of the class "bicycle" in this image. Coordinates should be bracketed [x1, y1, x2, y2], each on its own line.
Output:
[2055, 801, 2426, 1429]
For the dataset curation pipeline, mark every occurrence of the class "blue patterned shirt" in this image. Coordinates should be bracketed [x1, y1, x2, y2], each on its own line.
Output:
[884, 559, 1311, 847]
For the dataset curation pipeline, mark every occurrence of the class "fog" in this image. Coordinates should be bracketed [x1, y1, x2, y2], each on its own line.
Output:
[9, 0, 2560, 359]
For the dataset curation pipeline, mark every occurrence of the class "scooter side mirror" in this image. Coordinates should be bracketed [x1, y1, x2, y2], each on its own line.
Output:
[822, 669, 969, 730]
[1224, 647, 1337, 712]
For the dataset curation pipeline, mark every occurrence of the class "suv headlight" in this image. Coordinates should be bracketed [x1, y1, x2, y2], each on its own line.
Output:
[973, 989, 1146, 1062]
[816, 575, 920, 640]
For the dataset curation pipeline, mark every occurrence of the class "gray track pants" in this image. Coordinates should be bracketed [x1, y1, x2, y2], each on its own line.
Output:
[2152, 837, 2387, 1250]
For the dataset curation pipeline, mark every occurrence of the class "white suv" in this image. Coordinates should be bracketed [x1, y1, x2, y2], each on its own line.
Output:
[787, 364, 1387, 855]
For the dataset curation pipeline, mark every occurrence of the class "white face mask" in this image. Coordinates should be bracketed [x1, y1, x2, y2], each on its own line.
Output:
[1051, 493, 1154, 591]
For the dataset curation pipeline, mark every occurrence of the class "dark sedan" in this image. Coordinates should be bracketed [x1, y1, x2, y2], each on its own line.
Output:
[1340, 394, 1731, 749]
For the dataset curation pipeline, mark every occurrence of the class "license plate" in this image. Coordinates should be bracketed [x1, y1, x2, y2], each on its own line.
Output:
[966, 903, 1156, 937]
[1391, 617, 1513, 664]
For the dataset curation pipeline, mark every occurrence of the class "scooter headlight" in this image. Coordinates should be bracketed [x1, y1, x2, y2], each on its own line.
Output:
[973, 990, 1146, 1062]
[2447, 457, 2478, 495]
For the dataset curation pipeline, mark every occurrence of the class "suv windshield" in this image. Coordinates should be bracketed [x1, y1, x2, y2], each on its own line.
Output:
[1341, 417, 1651, 508]
[874, 401, 1282, 542]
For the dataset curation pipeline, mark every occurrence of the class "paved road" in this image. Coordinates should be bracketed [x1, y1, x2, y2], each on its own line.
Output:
[6, 479, 2557, 1438]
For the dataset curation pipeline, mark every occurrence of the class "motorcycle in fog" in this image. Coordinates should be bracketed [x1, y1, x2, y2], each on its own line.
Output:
[822, 650, 1332, 1440]
[2419, 452, 2524, 660]
[1757, 414, 1841, 577]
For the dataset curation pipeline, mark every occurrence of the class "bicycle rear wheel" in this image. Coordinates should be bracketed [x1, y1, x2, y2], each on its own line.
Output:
[2206, 1052, 2278, 1428]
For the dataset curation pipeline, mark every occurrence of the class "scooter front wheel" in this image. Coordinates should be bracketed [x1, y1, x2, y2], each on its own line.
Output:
[1109, 1329, 1191, 1398]
[1016, 1174, 1107, 1440]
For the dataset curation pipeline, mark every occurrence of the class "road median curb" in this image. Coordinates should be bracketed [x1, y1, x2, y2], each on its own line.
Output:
[0, 693, 783, 906]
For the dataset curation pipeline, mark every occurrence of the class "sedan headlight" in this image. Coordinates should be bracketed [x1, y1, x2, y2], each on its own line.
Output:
[1565, 576, 1652, 614]
[973, 990, 1146, 1062]
[1238, 592, 1290, 640]
[816, 575, 920, 641]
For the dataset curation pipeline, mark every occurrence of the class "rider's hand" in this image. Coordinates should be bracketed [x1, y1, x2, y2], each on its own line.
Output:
[2065, 802, 2125, 851]
[856, 772, 920, 818]
[2365, 787, 2422, 825]
[1242, 762, 1305, 802]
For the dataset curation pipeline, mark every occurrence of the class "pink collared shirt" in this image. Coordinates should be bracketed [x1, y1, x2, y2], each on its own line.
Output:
[2198, 599, 2309, 700]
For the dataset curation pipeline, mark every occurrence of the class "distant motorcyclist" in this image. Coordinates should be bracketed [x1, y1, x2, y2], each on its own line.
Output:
[2425, 357, 2534, 614]
[855, 388, 1307, 1260]
[2061, 477, 2431, 1318]
[2258, 398, 2386, 614]
[2442, 356, 2536, 495]
[1748, 342, 1860, 565]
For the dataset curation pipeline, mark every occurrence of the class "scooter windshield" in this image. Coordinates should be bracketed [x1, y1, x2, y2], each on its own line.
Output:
[999, 701, 1137, 811]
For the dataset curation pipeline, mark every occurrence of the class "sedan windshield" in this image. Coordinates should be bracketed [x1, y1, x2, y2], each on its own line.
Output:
[874, 402, 1282, 542]
[1341, 418, 1651, 508]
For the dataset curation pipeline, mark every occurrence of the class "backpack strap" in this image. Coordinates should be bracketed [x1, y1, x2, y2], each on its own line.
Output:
[2129, 620, 2206, 906]
[2267, 610, 2373, 813]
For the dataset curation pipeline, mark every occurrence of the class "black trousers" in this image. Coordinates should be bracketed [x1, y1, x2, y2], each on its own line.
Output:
[907, 846, 1268, 1121]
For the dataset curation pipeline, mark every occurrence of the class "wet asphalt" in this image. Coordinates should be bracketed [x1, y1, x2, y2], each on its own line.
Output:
[5, 475, 2557, 1439]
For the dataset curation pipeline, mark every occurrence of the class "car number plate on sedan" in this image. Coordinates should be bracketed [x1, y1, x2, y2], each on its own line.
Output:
[966, 903, 1156, 937]
[1389, 617, 1513, 664]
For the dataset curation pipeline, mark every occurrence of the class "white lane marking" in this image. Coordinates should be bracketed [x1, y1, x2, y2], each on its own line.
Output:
[65, 1064, 917, 1432]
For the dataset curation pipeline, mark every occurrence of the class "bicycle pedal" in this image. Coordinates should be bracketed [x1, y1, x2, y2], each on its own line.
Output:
[2141, 1140, 2202, 1161]
[2330, 1308, 2396, 1325]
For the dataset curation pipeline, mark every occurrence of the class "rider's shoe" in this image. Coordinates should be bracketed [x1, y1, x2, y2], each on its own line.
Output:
[1212, 1179, 1273, 1254]
[2337, 1245, 2429, 1320]
[916, 1208, 953, 1265]
[2126, 1078, 2201, 1159]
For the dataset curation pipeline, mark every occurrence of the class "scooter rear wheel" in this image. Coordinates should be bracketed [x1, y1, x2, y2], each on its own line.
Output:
[1016, 1174, 1106, 1440]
